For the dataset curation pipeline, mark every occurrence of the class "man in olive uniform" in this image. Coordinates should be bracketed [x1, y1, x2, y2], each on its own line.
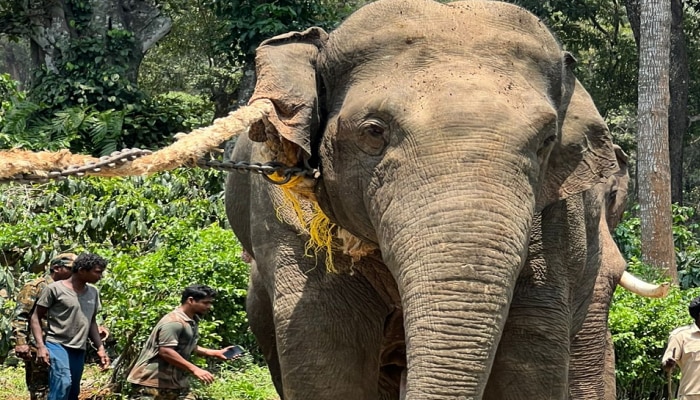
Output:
[127, 284, 236, 400]
[12, 253, 76, 400]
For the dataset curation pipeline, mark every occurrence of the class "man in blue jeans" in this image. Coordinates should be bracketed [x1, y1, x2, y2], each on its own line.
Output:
[30, 253, 110, 400]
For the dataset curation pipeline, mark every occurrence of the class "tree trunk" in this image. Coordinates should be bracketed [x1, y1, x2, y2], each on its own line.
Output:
[626, 0, 687, 206]
[24, 0, 171, 84]
[669, 0, 688, 205]
[636, 0, 677, 281]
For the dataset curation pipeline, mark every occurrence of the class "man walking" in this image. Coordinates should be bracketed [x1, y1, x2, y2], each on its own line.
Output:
[31, 252, 110, 400]
[662, 295, 700, 400]
[127, 284, 237, 399]
[12, 253, 75, 400]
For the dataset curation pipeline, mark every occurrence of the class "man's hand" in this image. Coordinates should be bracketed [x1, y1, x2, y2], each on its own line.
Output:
[97, 348, 110, 371]
[14, 344, 31, 360]
[98, 326, 110, 341]
[35, 345, 50, 366]
[663, 358, 677, 372]
[192, 367, 215, 384]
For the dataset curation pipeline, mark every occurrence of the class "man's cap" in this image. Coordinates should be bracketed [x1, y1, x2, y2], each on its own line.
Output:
[50, 253, 77, 270]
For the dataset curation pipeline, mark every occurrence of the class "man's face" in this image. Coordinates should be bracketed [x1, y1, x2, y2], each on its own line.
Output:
[79, 265, 105, 284]
[52, 265, 73, 281]
[189, 297, 214, 317]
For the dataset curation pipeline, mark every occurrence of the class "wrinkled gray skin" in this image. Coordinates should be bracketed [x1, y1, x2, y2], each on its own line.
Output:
[225, 0, 618, 398]
[568, 147, 629, 400]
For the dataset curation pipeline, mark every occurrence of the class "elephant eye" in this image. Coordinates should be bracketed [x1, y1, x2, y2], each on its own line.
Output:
[357, 119, 389, 156]
[362, 123, 385, 137]
[542, 134, 556, 148]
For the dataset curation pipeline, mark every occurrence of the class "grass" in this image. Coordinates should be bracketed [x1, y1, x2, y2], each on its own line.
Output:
[0, 360, 279, 400]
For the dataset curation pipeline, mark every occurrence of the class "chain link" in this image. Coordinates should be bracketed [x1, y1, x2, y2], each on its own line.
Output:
[0, 148, 153, 185]
[195, 157, 320, 185]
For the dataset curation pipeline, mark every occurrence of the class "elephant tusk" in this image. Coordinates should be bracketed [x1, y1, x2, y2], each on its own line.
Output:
[619, 271, 670, 298]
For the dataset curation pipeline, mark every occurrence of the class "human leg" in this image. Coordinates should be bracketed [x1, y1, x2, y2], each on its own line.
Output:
[45, 342, 71, 400]
[65, 347, 86, 400]
[25, 353, 50, 400]
[128, 385, 197, 400]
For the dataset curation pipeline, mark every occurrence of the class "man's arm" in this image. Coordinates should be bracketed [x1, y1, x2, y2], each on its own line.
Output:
[11, 283, 37, 359]
[194, 346, 229, 360]
[30, 305, 49, 365]
[662, 332, 682, 371]
[158, 347, 216, 384]
[88, 315, 110, 370]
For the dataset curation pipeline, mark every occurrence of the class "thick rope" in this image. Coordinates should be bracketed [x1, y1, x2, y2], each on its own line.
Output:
[0, 100, 273, 179]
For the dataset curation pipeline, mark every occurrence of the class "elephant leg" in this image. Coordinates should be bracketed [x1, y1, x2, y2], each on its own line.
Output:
[246, 261, 284, 397]
[265, 243, 390, 399]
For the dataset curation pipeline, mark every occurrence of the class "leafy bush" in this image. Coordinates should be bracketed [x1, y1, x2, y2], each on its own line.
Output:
[0, 74, 214, 155]
[0, 169, 258, 389]
[611, 285, 700, 400]
[192, 361, 279, 400]
[611, 204, 700, 399]
[615, 204, 700, 289]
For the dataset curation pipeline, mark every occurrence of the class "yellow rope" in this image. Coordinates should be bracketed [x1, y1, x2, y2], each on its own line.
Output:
[273, 173, 338, 273]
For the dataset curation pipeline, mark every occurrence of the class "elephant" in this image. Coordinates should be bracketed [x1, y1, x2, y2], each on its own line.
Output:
[568, 146, 669, 399]
[224, 0, 620, 398]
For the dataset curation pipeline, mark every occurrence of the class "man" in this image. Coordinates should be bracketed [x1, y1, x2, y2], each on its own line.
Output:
[31, 253, 110, 400]
[12, 253, 75, 400]
[662, 295, 700, 399]
[127, 284, 237, 400]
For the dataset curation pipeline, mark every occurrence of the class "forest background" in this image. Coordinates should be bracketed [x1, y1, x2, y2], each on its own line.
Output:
[1, 0, 700, 399]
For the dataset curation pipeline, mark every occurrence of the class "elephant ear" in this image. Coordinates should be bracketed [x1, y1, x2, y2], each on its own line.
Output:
[537, 79, 618, 209]
[248, 27, 329, 167]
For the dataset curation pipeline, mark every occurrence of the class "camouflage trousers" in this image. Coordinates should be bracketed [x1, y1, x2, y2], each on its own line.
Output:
[129, 384, 197, 400]
[24, 354, 49, 400]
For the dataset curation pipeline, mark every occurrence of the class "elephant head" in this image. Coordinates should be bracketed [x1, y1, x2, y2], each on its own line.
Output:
[231, 0, 618, 398]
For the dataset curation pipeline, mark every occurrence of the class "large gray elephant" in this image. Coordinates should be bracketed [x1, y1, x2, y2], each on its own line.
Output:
[225, 0, 619, 398]
[568, 146, 669, 400]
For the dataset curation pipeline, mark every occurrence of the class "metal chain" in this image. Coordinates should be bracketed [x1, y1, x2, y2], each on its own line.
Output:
[195, 157, 320, 185]
[0, 148, 153, 185]
[2, 148, 319, 185]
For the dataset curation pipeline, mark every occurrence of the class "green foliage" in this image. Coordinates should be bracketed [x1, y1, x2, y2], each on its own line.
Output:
[193, 362, 279, 400]
[0, 169, 258, 384]
[0, 75, 214, 154]
[30, 29, 142, 110]
[0, 363, 278, 399]
[515, 0, 638, 117]
[611, 203, 700, 398]
[0, 264, 23, 363]
[615, 204, 700, 289]
[138, 1, 243, 100]
[611, 286, 700, 400]
[121, 92, 215, 149]
[0, 366, 27, 395]
[214, 0, 358, 61]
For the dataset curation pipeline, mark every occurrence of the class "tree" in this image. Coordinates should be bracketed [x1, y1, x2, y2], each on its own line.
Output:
[138, 1, 243, 118]
[626, 0, 689, 206]
[212, 1, 361, 108]
[636, 0, 677, 281]
[0, 0, 171, 85]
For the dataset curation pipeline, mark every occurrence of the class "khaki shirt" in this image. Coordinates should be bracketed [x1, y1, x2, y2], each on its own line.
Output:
[127, 309, 200, 389]
[11, 276, 54, 346]
[663, 323, 700, 398]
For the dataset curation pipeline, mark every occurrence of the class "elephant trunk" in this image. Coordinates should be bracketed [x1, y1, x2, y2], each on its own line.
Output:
[378, 188, 532, 398]
[619, 271, 670, 298]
